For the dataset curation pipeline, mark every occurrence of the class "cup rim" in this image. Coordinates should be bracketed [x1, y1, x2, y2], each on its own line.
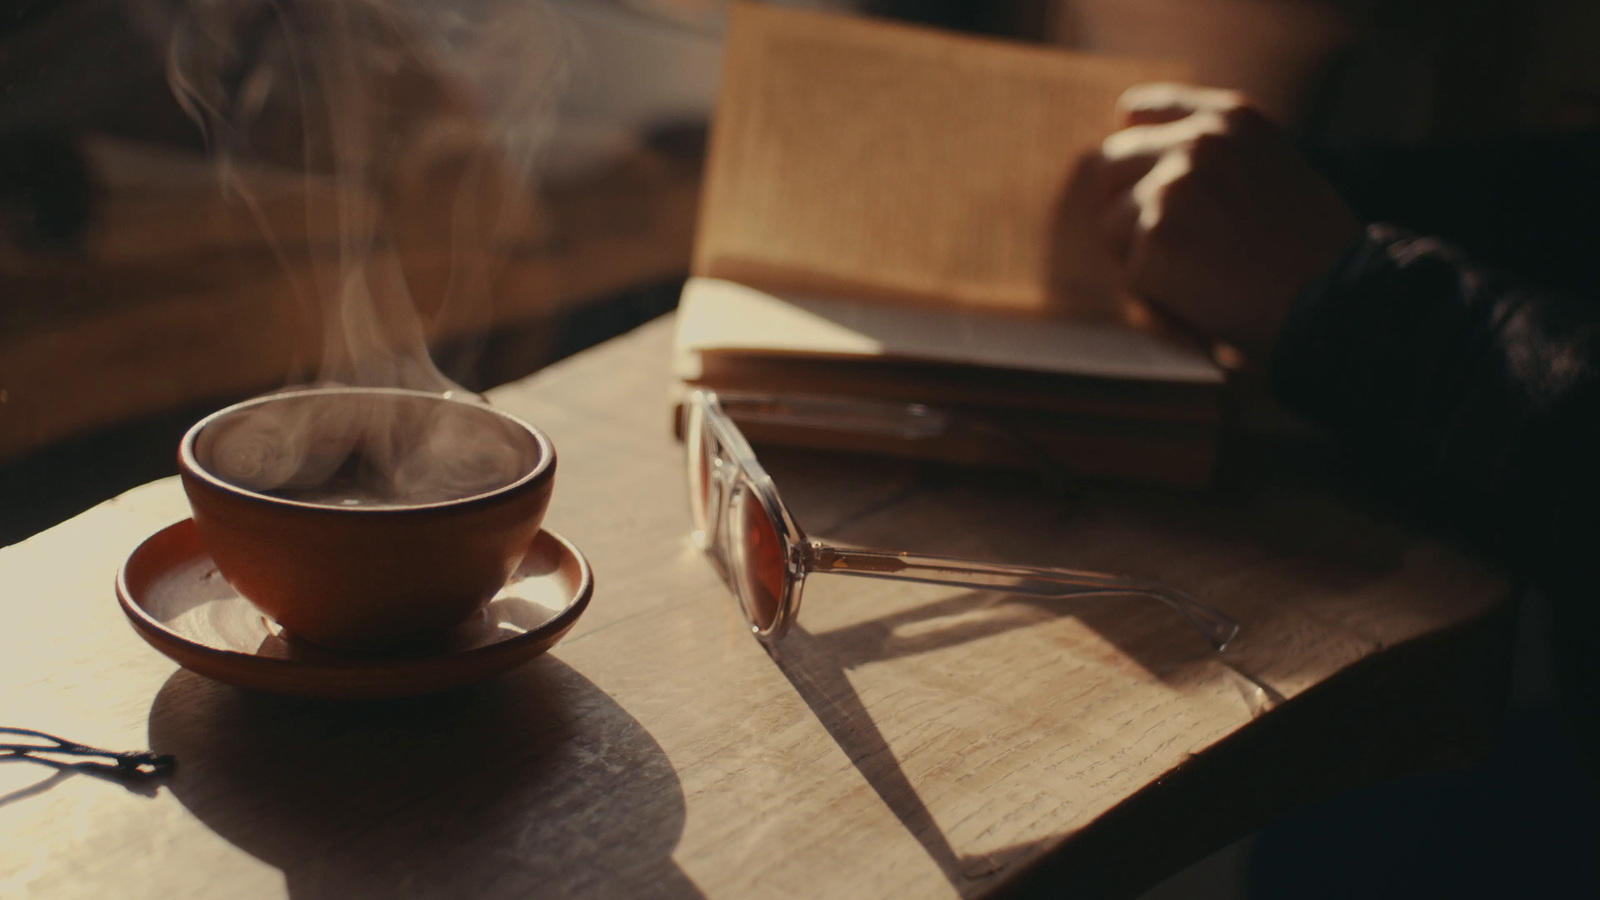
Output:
[179, 386, 555, 514]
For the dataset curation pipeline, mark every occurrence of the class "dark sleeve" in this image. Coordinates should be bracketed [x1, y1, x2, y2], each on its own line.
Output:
[1271, 224, 1600, 596]
[1305, 131, 1600, 299]
[1278, 141, 1600, 766]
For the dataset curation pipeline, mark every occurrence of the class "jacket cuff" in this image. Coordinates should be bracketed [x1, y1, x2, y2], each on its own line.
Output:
[1269, 223, 1489, 458]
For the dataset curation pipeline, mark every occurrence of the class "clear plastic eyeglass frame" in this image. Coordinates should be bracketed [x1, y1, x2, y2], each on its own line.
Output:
[684, 389, 1239, 650]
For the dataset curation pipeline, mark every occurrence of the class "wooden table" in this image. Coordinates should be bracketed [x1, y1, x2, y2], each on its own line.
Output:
[0, 316, 1514, 899]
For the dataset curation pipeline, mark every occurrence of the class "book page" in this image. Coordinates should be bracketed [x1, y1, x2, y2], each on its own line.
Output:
[675, 278, 1223, 385]
[698, 3, 1189, 317]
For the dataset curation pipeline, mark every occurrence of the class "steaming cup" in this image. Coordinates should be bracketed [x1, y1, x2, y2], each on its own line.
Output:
[178, 387, 556, 649]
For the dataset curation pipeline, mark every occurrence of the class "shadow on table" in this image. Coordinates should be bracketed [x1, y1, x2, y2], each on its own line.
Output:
[759, 475, 1429, 897]
[767, 626, 1004, 897]
[769, 607, 1212, 899]
[768, 582, 1514, 899]
[746, 437, 1477, 896]
[147, 658, 701, 900]
[760, 444, 1413, 693]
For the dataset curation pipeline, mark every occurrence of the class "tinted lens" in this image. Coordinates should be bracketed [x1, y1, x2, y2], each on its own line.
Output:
[733, 486, 787, 632]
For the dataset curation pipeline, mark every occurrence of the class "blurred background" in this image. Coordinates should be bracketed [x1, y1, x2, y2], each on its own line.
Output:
[5, 0, 1599, 542]
[1, 3, 1596, 895]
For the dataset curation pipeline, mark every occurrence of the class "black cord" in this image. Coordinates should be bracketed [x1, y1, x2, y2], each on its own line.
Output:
[0, 727, 176, 780]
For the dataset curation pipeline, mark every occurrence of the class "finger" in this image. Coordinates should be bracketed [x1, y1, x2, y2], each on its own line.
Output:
[1101, 148, 1192, 264]
[1123, 151, 1196, 270]
[1098, 112, 1220, 193]
[1097, 122, 1177, 194]
[1116, 83, 1247, 127]
[1135, 151, 1195, 209]
[1099, 189, 1141, 261]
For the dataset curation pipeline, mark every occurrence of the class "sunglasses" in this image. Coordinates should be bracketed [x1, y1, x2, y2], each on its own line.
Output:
[684, 389, 1239, 649]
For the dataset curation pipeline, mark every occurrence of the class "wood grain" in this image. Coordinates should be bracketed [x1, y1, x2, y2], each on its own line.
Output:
[0, 316, 1512, 899]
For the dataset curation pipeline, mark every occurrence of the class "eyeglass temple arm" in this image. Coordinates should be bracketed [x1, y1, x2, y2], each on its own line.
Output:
[807, 544, 1239, 651]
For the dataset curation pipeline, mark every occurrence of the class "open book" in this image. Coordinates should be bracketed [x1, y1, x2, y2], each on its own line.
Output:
[674, 3, 1223, 487]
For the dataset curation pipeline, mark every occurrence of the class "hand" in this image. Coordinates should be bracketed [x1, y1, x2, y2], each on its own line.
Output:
[1097, 84, 1362, 361]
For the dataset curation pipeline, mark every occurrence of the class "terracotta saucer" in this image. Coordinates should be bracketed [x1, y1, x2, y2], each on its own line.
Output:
[117, 519, 593, 699]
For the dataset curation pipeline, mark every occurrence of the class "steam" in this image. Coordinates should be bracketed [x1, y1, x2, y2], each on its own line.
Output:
[197, 391, 535, 505]
[159, 0, 571, 502]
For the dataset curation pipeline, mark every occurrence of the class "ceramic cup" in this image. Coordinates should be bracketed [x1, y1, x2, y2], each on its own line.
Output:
[178, 387, 556, 649]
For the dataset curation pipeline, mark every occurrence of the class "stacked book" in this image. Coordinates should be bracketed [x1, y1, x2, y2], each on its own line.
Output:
[673, 3, 1224, 487]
